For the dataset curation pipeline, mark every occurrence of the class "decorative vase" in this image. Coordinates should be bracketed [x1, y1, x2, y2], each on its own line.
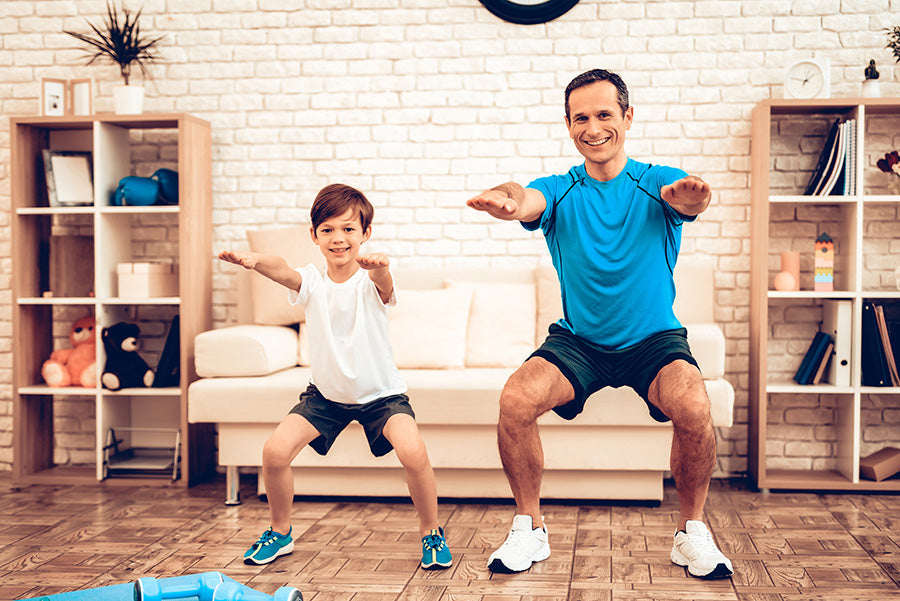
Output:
[861, 78, 881, 98]
[113, 85, 144, 115]
[774, 251, 800, 291]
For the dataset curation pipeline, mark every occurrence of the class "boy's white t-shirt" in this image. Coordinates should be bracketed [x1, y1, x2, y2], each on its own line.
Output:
[288, 264, 407, 405]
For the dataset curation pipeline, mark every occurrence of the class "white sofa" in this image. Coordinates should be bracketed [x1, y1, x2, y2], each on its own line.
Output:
[189, 236, 733, 505]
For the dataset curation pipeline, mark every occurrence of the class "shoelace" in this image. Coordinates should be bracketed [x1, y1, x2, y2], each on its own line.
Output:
[253, 528, 280, 549]
[501, 526, 534, 551]
[423, 532, 444, 551]
[681, 528, 717, 560]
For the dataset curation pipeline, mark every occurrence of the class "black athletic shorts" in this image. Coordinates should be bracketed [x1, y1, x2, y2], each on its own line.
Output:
[530, 324, 700, 423]
[288, 384, 415, 457]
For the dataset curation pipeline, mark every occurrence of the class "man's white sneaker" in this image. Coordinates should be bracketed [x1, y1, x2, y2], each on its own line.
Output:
[670, 520, 734, 579]
[487, 514, 550, 573]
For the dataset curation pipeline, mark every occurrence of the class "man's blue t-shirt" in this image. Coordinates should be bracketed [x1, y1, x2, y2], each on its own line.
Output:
[525, 159, 695, 349]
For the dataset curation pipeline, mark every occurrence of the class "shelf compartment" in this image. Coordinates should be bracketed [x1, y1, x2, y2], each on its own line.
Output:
[102, 426, 181, 481]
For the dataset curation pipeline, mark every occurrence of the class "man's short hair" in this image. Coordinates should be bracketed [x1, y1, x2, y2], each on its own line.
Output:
[564, 69, 629, 119]
[310, 183, 374, 232]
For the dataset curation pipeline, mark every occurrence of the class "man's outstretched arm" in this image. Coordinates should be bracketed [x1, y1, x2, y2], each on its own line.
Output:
[466, 182, 547, 223]
[660, 175, 711, 217]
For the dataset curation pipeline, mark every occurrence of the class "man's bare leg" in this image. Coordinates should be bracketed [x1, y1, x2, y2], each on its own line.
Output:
[496, 356, 575, 527]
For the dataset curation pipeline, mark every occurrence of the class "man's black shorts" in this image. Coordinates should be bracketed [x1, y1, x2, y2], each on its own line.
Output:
[530, 323, 700, 423]
[288, 384, 415, 457]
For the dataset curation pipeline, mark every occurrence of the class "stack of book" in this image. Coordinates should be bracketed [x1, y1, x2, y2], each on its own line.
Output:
[803, 118, 857, 196]
[793, 330, 834, 385]
[862, 301, 900, 387]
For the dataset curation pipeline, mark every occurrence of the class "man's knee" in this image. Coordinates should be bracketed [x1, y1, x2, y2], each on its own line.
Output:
[498, 379, 543, 425]
[653, 361, 712, 429]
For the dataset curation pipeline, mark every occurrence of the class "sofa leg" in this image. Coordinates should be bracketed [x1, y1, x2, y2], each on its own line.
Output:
[224, 466, 242, 506]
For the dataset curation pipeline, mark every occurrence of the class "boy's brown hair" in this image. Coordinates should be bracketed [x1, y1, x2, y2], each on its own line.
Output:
[310, 184, 374, 232]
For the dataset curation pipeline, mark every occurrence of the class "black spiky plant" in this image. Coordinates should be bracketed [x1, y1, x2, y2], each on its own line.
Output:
[886, 25, 900, 64]
[64, 2, 163, 85]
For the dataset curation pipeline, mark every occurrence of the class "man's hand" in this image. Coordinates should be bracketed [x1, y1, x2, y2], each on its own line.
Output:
[660, 175, 711, 216]
[218, 250, 258, 270]
[357, 253, 390, 271]
[466, 189, 521, 221]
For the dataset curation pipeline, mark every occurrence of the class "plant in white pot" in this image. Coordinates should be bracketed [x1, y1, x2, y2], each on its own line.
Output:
[64, 2, 163, 115]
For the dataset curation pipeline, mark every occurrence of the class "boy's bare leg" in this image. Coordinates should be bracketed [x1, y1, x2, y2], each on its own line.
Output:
[261, 413, 321, 535]
[496, 357, 575, 527]
[383, 413, 439, 535]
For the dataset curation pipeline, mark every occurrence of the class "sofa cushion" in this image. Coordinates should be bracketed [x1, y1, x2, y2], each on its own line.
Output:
[389, 286, 473, 368]
[535, 265, 563, 344]
[446, 281, 536, 368]
[246, 225, 323, 326]
[195, 325, 298, 377]
[684, 323, 725, 379]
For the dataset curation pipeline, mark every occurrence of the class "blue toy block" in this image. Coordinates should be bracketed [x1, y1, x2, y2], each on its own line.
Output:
[134, 572, 301, 601]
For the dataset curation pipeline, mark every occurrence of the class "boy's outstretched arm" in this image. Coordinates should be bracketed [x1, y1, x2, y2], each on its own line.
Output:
[466, 182, 547, 224]
[218, 250, 302, 292]
[357, 253, 393, 304]
[660, 175, 711, 217]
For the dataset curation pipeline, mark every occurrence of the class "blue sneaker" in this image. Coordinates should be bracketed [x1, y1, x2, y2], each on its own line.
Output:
[421, 527, 452, 570]
[243, 526, 294, 565]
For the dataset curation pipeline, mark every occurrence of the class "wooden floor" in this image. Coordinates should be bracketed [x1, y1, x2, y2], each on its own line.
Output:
[1, 474, 899, 601]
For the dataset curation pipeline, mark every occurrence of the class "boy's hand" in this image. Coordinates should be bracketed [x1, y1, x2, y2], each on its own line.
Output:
[218, 250, 258, 270]
[357, 253, 390, 270]
[660, 176, 711, 216]
[466, 189, 520, 221]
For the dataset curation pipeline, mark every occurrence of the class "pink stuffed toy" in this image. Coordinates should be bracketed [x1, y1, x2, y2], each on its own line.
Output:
[41, 315, 97, 388]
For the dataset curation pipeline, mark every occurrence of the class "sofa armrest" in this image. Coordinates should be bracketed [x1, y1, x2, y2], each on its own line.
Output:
[195, 325, 298, 377]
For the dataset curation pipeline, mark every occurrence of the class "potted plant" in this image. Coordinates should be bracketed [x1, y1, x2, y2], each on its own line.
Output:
[886, 25, 900, 64]
[64, 2, 163, 114]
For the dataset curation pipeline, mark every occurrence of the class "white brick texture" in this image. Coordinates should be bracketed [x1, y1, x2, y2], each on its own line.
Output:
[1, 0, 899, 477]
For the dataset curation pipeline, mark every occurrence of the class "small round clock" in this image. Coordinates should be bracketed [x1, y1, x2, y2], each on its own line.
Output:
[784, 58, 831, 99]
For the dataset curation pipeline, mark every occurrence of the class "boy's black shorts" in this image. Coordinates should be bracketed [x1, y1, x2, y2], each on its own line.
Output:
[289, 384, 415, 457]
[530, 324, 700, 423]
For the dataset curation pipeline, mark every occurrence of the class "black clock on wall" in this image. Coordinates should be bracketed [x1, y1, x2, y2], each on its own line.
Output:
[478, 0, 580, 25]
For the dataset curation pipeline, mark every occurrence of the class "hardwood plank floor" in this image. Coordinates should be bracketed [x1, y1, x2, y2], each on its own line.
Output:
[1, 475, 898, 600]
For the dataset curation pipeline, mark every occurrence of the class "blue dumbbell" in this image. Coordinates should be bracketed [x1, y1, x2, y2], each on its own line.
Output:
[134, 571, 301, 601]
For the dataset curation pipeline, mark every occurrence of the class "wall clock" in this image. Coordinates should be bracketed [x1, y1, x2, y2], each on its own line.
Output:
[784, 58, 831, 99]
[478, 0, 580, 25]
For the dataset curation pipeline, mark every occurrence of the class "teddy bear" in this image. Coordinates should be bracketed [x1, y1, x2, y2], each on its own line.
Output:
[101, 321, 155, 390]
[41, 315, 97, 388]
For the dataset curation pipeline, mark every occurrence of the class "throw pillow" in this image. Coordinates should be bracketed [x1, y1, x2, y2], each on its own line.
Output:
[388, 287, 473, 369]
[446, 280, 537, 368]
[246, 225, 323, 326]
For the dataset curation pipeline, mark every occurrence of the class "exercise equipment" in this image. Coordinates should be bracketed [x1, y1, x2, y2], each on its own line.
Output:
[134, 572, 301, 601]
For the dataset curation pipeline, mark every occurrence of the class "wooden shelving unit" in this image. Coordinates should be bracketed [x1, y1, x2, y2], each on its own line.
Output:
[10, 114, 215, 487]
[749, 98, 900, 492]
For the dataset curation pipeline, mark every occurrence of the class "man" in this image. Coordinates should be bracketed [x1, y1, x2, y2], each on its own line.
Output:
[466, 69, 733, 580]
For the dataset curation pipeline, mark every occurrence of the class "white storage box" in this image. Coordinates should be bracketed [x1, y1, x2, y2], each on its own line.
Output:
[117, 262, 178, 298]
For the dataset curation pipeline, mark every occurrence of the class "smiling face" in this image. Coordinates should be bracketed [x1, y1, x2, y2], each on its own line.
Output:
[310, 208, 371, 273]
[565, 80, 633, 181]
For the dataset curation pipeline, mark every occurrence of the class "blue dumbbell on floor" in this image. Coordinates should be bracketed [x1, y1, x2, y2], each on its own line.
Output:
[134, 571, 302, 601]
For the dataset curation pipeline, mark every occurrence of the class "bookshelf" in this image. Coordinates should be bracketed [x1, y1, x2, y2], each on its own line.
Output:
[750, 98, 900, 492]
[10, 114, 215, 487]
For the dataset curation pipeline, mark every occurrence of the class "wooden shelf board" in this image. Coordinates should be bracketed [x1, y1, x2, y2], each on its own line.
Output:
[766, 382, 855, 394]
[18, 385, 180, 396]
[104, 297, 181, 305]
[760, 469, 900, 491]
[100, 206, 179, 214]
[768, 291, 855, 299]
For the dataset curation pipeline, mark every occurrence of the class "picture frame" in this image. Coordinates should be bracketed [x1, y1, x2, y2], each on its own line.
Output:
[41, 78, 68, 116]
[42, 150, 94, 206]
[69, 78, 93, 115]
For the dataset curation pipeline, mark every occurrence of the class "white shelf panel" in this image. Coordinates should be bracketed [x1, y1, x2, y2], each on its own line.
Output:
[18, 297, 96, 305]
[768, 291, 855, 299]
[766, 382, 855, 394]
[99, 206, 180, 215]
[16, 207, 94, 215]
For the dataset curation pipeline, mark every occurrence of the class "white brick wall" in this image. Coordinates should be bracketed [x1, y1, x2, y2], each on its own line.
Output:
[2, 0, 900, 476]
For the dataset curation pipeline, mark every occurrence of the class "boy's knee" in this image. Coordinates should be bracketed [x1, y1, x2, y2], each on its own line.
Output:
[262, 436, 295, 468]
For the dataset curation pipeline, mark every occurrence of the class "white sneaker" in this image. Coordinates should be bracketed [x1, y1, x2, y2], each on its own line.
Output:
[671, 520, 734, 579]
[487, 514, 550, 573]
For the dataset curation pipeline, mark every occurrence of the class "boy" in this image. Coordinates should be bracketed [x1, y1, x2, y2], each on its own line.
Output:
[219, 183, 452, 570]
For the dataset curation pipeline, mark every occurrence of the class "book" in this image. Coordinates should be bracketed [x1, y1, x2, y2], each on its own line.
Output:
[861, 302, 891, 387]
[812, 341, 834, 384]
[816, 120, 846, 196]
[842, 118, 857, 196]
[874, 304, 899, 386]
[793, 331, 832, 384]
[822, 299, 851, 386]
[803, 119, 840, 196]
